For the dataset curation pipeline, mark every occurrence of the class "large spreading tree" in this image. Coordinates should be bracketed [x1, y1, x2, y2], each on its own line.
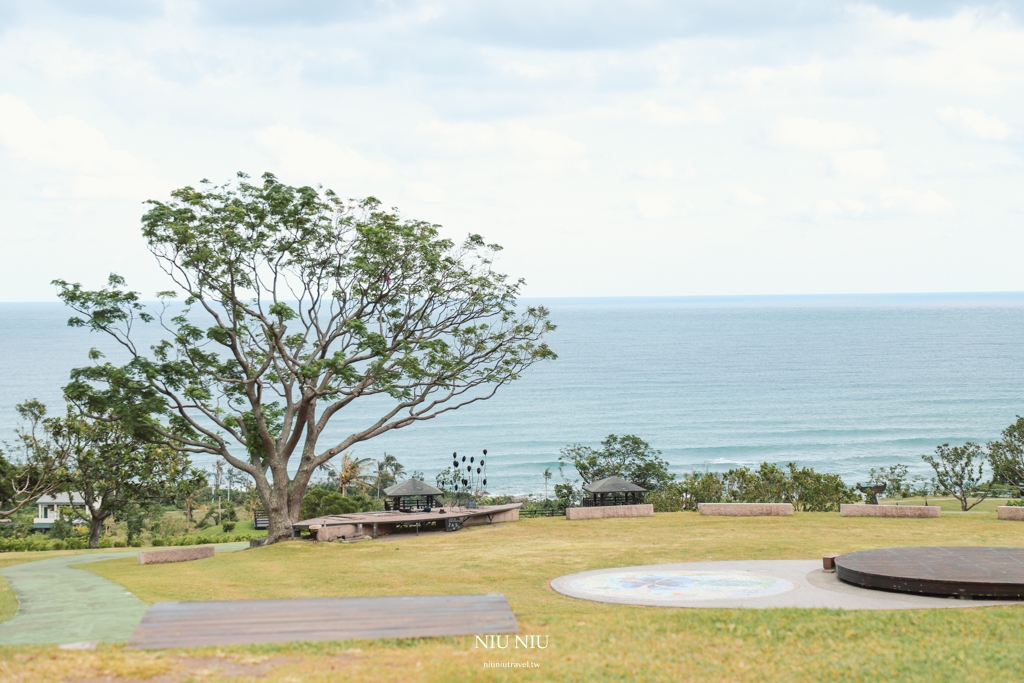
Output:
[55, 173, 555, 542]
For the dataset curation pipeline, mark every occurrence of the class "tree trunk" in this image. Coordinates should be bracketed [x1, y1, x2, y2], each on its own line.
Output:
[88, 514, 106, 549]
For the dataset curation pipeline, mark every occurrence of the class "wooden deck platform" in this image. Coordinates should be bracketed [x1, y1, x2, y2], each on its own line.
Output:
[127, 594, 519, 649]
[295, 502, 522, 540]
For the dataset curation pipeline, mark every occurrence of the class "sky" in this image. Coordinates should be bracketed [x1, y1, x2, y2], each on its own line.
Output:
[0, 0, 1022, 301]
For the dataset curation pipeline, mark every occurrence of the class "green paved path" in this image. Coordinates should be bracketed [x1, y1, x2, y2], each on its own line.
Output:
[0, 543, 249, 645]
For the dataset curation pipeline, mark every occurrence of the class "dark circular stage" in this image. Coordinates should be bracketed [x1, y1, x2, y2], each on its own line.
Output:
[836, 547, 1024, 599]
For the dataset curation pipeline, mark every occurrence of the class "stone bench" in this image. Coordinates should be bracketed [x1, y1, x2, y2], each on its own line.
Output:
[138, 545, 215, 565]
[697, 503, 793, 516]
[998, 506, 1024, 521]
[565, 504, 654, 520]
[839, 504, 940, 518]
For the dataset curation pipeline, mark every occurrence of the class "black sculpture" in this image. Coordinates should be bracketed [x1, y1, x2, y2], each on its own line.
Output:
[856, 483, 887, 505]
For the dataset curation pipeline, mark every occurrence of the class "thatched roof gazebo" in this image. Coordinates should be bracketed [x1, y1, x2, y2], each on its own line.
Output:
[384, 479, 444, 511]
[582, 476, 647, 507]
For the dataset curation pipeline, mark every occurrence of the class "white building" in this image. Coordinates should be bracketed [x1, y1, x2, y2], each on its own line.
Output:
[33, 493, 87, 531]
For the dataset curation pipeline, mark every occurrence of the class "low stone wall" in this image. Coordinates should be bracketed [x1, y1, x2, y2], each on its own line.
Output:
[464, 507, 520, 526]
[839, 504, 940, 518]
[138, 545, 215, 565]
[697, 503, 793, 517]
[997, 506, 1024, 521]
[316, 524, 360, 541]
[565, 504, 653, 520]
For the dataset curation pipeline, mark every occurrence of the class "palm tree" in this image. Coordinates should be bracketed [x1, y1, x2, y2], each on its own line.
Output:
[337, 452, 374, 496]
[375, 453, 406, 498]
[543, 467, 552, 499]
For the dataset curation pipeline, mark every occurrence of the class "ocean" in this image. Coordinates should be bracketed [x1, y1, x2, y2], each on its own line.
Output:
[3, 294, 1024, 496]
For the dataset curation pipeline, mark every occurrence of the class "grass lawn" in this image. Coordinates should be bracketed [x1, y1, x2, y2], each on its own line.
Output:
[193, 517, 265, 538]
[5, 512, 1024, 682]
[0, 575, 14, 624]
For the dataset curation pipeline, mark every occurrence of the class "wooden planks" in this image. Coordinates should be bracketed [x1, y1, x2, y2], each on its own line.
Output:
[128, 594, 519, 649]
[836, 547, 1024, 598]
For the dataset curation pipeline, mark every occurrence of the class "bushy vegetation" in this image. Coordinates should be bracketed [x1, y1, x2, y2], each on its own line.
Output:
[299, 487, 382, 519]
[649, 462, 857, 512]
[149, 532, 257, 546]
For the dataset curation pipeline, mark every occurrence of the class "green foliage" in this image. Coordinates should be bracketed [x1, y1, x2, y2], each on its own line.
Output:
[867, 463, 910, 498]
[1005, 499, 1024, 507]
[922, 443, 990, 511]
[222, 522, 236, 532]
[53, 173, 556, 542]
[988, 415, 1024, 489]
[654, 463, 856, 512]
[300, 489, 380, 520]
[0, 400, 71, 516]
[373, 453, 406, 498]
[121, 503, 147, 547]
[47, 407, 205, 548]
[48, 516, 79, 540]
[559, 434, 674, 491]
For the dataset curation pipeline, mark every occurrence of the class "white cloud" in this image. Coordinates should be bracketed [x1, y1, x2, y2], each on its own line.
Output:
[938, 106, 1011, 141]
[880, 187, 953, 215]
[643, 101, 723, 126]
[620, 160, 694, 180]
[832, 149, 889, 180]
[732, 187, 766, 207]
[816, 198, 869, 217]
[633, 193, 687, 220]
[724, 63, 823, 91]
[0, 93, 162, 199]
[255, 124, 393, 189]
[416, 120, 587, 174]
[770, 116, 878, 152]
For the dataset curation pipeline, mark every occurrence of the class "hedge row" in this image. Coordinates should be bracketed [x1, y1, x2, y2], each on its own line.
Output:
[0, 532, 259, 553]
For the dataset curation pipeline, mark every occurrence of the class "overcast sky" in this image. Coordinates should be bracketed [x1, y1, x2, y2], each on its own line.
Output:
[0, 0, 1022, 301]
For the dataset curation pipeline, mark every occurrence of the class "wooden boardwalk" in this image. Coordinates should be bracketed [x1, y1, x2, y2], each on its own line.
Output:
[127, 594, 519, 649]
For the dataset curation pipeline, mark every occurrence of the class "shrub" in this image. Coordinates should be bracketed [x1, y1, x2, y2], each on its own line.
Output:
[222, 522, 236, 532]
[151, 537, 166, 546]
[113, 539, 127, 547]
[98, 537, 113, 548]
[52, 540, 65, 551]
[300, 489, 379, 519]
[1006, 500, 1024, 507]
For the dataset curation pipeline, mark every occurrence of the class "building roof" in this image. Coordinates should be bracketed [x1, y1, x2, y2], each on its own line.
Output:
[384, 479, 444, 497]
[583, 476, 647, 494]
[36, 492, 86, 505]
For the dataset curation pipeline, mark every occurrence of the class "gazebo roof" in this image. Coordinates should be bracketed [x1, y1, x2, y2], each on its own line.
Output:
[583, 476, 647, 494]
[384, 479, 444, 497]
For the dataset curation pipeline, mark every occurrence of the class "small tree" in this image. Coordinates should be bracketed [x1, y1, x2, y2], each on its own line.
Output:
[922, 443, 990, 511]
[559, 435, 673, 491]
[49, 409, 205, 548]
[0, 401, 71, 517]
[910, 474, 937, 506]
[334, 452, 374, 497]
[988, 416, 1024, 491]
[55, 173, 555, 543]
[374, 453, 406, 498]
[542, 467, 552, 499]
[866, 463, 909, 499]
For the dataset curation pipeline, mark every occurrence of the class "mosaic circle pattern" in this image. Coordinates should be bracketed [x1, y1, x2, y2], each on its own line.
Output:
[565, 570, 796, 603]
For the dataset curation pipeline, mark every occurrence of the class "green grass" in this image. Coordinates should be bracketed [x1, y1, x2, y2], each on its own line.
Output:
[193, 517, 263, 537]
[0, 574, 15, 623]
[6, 516, 1024, 679]
[6, 512, 1024, 682]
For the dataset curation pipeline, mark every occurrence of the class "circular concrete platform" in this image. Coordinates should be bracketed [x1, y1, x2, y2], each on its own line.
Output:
[835, 547, 1024, 599]
[550, 560, 1024, 610]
